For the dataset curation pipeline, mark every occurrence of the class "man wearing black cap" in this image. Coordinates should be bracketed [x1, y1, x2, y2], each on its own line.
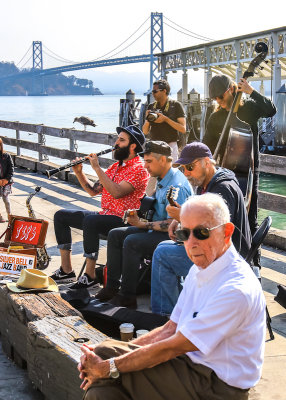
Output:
[203, 74, 276, 266]
[142, 79, 186, 162]
[50, 125, 149, 289]
[151, 142, 251, 315]
[95, 140, 192, 308]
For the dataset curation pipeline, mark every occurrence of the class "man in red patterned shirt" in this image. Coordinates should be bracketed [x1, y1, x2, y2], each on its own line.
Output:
[50, 125, 149, 288]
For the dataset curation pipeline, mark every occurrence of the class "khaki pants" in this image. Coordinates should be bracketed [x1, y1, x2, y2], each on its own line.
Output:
[83, 339, 249, 400]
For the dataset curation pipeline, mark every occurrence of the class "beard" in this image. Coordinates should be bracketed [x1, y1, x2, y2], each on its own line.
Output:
[187, 165, 207, 188]
[114, 144, 130, 161]
[187, 176, 205, 188]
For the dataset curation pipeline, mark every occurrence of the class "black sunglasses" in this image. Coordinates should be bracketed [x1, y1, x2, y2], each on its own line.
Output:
[179, 159, 200, 172]
[152, 89, 164, 94]
[175, 223, 225, 241]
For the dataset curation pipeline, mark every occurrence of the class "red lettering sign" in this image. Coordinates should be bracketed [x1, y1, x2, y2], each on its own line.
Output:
[11, 220, 42, 245]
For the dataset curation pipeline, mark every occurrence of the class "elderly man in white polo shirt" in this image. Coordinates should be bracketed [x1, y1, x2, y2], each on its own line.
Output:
[79, 193, 266, 400]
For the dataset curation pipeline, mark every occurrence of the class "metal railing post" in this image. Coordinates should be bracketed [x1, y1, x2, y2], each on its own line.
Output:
[16, 129, 21, 156]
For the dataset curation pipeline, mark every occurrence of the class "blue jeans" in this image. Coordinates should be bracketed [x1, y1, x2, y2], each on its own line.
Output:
[151, 240, 193, 315]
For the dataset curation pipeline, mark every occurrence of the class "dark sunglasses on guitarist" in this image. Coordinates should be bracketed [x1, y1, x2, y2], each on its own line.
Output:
[175, 223, 225, 241]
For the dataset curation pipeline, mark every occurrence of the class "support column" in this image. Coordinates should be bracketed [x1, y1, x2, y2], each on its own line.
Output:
[182, 70, 188, 104]
[259, 80, 265, 96]
[273, 61, 281, 104]
[204, 68, 212, 98]
[149, 12, 164, 92]
[236, 63, 242, 82]
[272, 31, 282, 105]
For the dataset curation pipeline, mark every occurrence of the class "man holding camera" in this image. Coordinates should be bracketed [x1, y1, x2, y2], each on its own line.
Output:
[142, 79, 186, 162]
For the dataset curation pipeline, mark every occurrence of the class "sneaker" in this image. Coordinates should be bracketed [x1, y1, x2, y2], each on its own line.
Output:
[69, 273, 99, 289]
[0, 215, 6, 223]
[95, 287, 119, 301]
[50, 267, 76, 283]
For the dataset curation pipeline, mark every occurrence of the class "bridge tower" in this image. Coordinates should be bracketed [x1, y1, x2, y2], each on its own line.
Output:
[149, 12, 164, 92]
[32, 41, 45, 95]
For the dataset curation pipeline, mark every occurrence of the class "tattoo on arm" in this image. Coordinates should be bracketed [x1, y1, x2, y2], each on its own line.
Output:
[146, 222, 154, 230]
[159, 221, 169, 231]
[85, 181, 103, 194]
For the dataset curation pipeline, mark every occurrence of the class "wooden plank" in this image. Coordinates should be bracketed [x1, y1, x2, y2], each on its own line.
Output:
[260, 154, 286, 176]
[3, 137, 114, 168]
[27, 316, 107, 400]
[258, 190, 286, 214]
[0, 120, 116, 144]
[3, 289, 82, 363]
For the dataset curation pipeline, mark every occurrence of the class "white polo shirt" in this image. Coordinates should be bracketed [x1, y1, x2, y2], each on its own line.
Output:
[171, 245, 266, 389]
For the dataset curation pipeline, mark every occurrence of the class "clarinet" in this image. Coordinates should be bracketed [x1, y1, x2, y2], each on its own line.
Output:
[26, 186, 51, 270]
[46, 147, 113, 178]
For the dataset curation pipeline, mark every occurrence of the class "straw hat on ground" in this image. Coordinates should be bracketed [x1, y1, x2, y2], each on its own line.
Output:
[7, 268, 59, 293]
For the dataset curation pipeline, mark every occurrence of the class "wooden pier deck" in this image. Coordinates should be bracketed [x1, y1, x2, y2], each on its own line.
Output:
[0, 168, 286, 400]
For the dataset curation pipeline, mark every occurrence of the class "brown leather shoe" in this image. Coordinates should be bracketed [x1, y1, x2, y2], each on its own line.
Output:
[109, 293, 137, 309]
[95, 287, 118, 301]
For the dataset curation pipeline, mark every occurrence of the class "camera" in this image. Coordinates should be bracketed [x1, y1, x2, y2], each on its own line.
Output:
[146, 110, 161, 122]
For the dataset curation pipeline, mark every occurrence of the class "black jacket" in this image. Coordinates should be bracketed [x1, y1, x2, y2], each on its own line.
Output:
[203, 90, 276, 169]
[0, 153, 14, 184]
[197, 168, 251, 258]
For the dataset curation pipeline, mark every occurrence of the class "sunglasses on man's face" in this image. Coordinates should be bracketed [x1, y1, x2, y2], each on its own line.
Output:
[179, 159, 200, 172]
[175, 223, 225, 241]
[152, 89, 164, 94]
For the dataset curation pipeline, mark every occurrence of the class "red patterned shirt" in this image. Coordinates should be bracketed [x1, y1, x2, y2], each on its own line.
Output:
[99, 156, 149, 218]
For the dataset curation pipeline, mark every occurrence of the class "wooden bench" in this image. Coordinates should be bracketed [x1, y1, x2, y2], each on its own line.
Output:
[0, 284, 107, 399]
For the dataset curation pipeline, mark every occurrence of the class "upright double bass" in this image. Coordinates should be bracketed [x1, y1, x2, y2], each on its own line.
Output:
[213, 42, 268, 209]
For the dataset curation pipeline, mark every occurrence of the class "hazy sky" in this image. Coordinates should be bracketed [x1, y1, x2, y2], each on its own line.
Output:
[1, 0, 285, 94]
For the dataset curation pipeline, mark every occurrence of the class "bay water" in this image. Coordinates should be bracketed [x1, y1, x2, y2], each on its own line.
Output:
[0, 95, 285, 229]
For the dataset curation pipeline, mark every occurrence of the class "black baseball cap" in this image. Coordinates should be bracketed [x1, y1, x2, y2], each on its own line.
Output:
[209, 74, 231, 99]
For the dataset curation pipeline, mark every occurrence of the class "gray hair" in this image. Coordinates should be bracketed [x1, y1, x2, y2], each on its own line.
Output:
[150, 152, 173, 163]
[181, 193, 230, 225]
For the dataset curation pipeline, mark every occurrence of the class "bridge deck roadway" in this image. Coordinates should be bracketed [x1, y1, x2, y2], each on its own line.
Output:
[0, 168, 285, 400]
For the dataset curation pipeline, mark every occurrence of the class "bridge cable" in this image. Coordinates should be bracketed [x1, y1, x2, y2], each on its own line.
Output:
[91, 16, 150, 61]
[20, 56, 33, 69]
[43, 45, 78, 64]
[103, 26, 150, 60]
[164, 17, 213, 41]
[41, 15, 150, 66]
[16, 44, 32, 68]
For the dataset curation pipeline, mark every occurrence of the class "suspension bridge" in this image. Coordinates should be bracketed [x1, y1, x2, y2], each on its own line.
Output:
[0, 12, 285, 101]
[0, 12, 212, 94]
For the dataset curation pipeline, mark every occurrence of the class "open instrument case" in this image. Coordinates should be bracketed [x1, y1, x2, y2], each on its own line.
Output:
[0, 215, 48, 276]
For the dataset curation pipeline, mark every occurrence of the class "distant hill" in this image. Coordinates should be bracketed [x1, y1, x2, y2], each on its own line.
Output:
[0, 62, 103, 96]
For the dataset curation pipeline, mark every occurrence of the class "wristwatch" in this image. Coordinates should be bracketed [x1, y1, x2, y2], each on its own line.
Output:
[109, 358, 120, 379]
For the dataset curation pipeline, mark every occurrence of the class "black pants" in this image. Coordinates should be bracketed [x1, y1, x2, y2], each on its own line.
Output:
[54, 209, 125, 259]
[106, 226, 169, 296]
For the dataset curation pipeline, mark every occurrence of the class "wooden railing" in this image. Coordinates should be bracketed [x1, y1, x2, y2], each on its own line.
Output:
[0, 120, 116, 169]
[0, 119, 285, 215]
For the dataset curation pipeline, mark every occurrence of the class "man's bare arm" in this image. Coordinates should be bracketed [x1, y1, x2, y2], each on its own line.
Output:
[127, 212, 172, 232]
[115, 330, 198, 373]
[132, 320, 176, 345]
[79, 324, 198, 387]
[154, 114, 186, 134]
[88, 154, 135, 199]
